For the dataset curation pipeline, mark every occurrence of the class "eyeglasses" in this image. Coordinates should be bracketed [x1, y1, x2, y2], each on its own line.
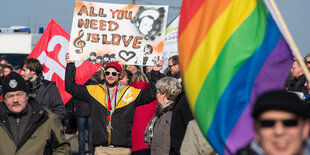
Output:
[104, 71, 120, 76]
[168, 64, 176, 68]
[306, 61, 310, 64]
[258, 119, 299, 128]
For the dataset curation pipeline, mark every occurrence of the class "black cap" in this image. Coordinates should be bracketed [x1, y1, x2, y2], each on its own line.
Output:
[252, 90, 308, 119]
[2, 72, 29, 97]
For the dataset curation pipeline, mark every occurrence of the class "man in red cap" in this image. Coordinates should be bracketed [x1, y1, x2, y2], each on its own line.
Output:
[65, 53, 163, 155]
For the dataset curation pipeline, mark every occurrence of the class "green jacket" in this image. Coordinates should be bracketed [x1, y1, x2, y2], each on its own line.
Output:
[0, 98, 70, 155]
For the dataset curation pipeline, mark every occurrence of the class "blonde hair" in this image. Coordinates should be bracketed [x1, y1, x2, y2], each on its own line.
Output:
[132, 71, 149, 83]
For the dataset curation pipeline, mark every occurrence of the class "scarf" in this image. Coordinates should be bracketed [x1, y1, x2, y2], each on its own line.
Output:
[144, 101, 173, 145]
[26, 74, 44, 98]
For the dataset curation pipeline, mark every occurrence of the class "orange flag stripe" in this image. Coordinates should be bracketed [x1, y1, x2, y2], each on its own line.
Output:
[179, 0, 232, 72]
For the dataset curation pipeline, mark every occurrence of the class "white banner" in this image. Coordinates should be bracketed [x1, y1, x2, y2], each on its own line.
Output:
[161, 15, 179, 72]
[68, 1, 169, 66]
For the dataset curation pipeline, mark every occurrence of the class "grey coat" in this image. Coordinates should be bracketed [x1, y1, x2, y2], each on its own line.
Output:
[151, 110, 173, 155]
[36, 80, 65, 120]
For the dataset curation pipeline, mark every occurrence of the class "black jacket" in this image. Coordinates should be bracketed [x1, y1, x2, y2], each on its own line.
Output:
[169, 92, 194, 155]
[36, 80, 65, 120]
[74, 98, 91, 117]
[287, 74, 306, 92]
[166, 71, 181, 80]
[236, 143, 258, 155]
[74, 79, 99, 117]
[65, 63, 163, 147]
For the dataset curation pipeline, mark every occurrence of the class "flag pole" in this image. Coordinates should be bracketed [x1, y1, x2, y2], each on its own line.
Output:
[268, 0, 310, 83]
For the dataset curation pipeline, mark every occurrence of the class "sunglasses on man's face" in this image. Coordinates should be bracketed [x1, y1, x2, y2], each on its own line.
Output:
[168, 64, 176, 68]
[104, 71, 120, 76]
[258, 119, 299, 128]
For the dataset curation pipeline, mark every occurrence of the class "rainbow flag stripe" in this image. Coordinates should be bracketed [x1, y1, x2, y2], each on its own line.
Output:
[179, 0, 293, 154]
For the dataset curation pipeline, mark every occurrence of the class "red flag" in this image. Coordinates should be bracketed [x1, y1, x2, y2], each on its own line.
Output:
[27, 19, 101, 104]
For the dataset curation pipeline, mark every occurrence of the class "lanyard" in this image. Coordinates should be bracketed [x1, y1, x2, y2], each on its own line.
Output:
[105, 85, 118, 121]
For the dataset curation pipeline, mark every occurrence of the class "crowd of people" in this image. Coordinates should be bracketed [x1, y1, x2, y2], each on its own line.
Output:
[1, 52, 310, 155]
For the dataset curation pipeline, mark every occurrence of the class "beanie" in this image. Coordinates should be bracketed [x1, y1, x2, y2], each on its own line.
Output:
[104, 62, 122, 73]
[2, 72, 29, 97]
[252, 90, 308, 120]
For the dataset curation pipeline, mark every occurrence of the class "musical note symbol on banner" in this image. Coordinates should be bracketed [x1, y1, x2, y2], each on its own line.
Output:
[73, 30, 86, 54]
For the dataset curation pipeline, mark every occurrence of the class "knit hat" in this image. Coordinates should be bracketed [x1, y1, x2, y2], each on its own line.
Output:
[104, 62, 122, 73]
[252, 90, 308, 120]
[2, 72, 29, 97]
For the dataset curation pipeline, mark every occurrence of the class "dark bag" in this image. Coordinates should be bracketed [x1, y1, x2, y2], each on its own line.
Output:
[64, 98, 77, 134]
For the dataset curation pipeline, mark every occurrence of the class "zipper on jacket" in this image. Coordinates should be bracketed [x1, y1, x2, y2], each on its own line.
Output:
[106, 86, 129, 145]
[16, 110, 48, 151]
[108, 99, 118, 145]
[16, 117, 20, 145]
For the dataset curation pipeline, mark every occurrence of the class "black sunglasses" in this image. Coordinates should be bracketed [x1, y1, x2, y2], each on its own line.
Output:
[104, 71, 120, 76]
[168, 64, 176, 68]
[258, 119, 299, 128]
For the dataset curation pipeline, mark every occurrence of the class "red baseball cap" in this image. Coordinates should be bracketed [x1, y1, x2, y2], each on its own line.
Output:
[104, 62, 122, 73]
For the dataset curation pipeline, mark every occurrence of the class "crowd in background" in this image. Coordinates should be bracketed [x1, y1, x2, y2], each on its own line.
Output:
[0, 55, 202, 155]
[1, 52, 310, 155]
[285, 54, 310, 103]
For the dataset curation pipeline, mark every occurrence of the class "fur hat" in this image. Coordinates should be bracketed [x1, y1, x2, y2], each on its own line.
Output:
[2, 72, 29, 97]
[104, 62, 122, 73]
[252, 90, 308, 120]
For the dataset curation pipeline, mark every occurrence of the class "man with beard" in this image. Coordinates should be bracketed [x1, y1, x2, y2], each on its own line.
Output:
[20, 58, 65, 120]
[65, 53, 163, 155]
[0, 72, 70, 154]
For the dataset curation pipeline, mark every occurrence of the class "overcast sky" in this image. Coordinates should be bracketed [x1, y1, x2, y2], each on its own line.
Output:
[0, 0, 309, 56]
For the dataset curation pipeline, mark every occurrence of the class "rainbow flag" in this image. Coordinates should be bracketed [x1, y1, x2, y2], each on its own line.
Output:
[178, 0, 293, 154]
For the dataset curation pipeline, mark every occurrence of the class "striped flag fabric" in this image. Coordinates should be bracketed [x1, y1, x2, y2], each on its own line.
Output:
[26, 19, 101, 104]
[178, 0, 294, 154]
